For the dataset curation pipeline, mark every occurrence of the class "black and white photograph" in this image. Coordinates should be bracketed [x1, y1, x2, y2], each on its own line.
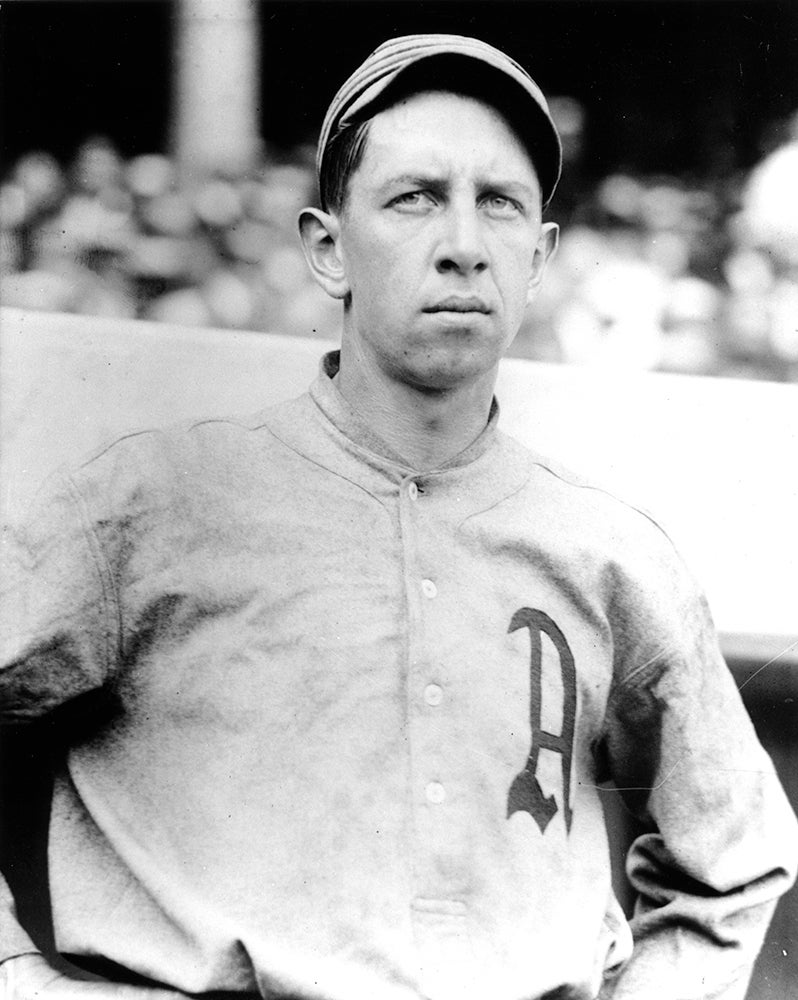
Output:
[1, 2, 797, 998]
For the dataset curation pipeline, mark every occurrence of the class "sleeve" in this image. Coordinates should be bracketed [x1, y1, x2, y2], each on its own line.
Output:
[0, 877, 39, 967]
[0, 471, 118, 963]
[599, 524, 798, 1000]
[0, 471, 117, 720]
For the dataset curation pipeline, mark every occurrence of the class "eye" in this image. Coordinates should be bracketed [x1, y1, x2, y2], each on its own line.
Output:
[482, 193, 523, 218]
[389, 190, 436, 213]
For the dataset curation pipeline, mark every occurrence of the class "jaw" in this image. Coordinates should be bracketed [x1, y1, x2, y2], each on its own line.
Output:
[339, 296, 518, 395]
[381, 336, 506, 396]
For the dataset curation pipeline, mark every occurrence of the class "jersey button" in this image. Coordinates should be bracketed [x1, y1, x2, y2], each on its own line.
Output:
[421, 579, 437, 599]
[408, 481, 419, 500]
[424, 683, 443, 707]
[425, 781, 446, 804]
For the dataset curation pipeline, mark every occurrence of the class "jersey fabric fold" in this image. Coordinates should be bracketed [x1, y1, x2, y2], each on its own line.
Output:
[1, 352, 795, 1000]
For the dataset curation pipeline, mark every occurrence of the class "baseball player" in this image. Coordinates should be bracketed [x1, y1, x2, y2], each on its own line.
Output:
[1, 34, 796, 1000]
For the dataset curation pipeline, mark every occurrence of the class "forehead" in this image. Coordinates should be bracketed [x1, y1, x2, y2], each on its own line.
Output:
[355, 90, 540, 190]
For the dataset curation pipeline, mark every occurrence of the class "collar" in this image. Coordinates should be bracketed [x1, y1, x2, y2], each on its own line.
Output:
[311, 351, 502, 474]
[261, 352, 533, 516]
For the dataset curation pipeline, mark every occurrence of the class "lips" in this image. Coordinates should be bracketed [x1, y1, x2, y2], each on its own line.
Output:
[425, 296, 491, 314]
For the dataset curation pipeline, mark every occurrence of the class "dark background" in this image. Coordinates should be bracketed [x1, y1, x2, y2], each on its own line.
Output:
[1, 3, 797, 996]
[3, 0, 798, 181]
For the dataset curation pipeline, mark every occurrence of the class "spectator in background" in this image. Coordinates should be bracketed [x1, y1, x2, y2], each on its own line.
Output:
[2, 104, 797, 383]
[1, 32, 796, 1000]
[724, 110, 798, 380]
[1, 139, 339, 341]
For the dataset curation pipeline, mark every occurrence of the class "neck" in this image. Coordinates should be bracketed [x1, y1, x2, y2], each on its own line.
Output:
[334, 347, 497, 472]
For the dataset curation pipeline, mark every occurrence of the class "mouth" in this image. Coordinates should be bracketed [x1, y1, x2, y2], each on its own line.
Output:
[424, 296, 491, 315]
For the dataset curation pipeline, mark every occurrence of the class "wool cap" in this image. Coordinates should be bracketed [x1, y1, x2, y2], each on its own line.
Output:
[317, 33, 562, 209]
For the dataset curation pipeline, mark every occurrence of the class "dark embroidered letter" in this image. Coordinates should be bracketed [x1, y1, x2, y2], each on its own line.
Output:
[507, 608, 577, 834]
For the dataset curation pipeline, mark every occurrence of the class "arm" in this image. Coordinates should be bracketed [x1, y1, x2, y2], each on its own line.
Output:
[0, 471, 115, 722]
[2, 455, 193, 998]
[0, 874, 40, 971]
[2, 784, 187, 998]
[599, 532, 797, 999]
[1, 953, 189, 998]
[0, 474, 112, 979]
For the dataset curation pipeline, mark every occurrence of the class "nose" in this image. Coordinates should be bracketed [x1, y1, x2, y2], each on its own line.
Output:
[435, 202, 488, 276]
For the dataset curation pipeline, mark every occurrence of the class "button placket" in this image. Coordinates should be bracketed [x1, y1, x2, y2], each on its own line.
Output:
[398, 472, 460, 901]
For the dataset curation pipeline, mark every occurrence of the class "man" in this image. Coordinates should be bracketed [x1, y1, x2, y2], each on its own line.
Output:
[1, 33, 796, 1000]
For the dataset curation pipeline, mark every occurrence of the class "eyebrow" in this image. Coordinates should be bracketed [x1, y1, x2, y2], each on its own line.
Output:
[378, 174, 442, 192]
[378, 174, 538, 200]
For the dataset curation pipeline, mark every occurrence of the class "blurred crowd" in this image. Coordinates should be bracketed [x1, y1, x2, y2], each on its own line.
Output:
[1, 141, 341, 346]
[2, 105, 798, 382]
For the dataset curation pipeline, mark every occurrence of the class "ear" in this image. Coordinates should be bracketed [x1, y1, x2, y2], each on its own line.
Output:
[527, 222, 560, 303]
[298, 208, 350, 300]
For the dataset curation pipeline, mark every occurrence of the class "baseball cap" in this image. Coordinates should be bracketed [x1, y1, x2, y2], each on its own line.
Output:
[317, 33, 563, 209]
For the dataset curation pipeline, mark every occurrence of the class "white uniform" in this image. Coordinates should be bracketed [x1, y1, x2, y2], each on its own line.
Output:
[1, 353, 795, 999]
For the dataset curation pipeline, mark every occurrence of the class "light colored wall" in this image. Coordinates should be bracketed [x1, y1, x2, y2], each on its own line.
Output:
[1, 306, 796, 997]
[3, 307, 796, 659]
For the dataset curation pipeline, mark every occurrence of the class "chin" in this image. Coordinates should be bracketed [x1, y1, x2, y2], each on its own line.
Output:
[395, 346, 499, 393]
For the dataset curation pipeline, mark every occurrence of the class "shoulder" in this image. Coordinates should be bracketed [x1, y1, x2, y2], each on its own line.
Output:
[501, 431, 676, 550]
[497, 430, 702, 605]
[500, 437, 721, 693]
[56, 393, 312, 516]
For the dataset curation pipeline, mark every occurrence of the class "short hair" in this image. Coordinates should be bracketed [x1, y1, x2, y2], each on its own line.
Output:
[319, 119, 372, 215]
[318, 55, 551, 215]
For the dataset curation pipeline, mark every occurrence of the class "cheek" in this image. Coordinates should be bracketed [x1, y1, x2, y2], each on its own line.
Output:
[349, 241, 424, 313]
[495, 243, 537, 299]
[345, 229, 399, 281]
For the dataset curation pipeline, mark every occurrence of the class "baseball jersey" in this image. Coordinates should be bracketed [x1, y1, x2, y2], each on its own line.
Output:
[1, 352, 795, 1000]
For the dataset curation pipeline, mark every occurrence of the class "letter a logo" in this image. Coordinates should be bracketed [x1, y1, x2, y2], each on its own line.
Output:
[507, 608, 577, 834]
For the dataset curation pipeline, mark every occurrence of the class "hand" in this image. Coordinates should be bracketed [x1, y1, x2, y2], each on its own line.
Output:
[0, 954, 188, 999]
